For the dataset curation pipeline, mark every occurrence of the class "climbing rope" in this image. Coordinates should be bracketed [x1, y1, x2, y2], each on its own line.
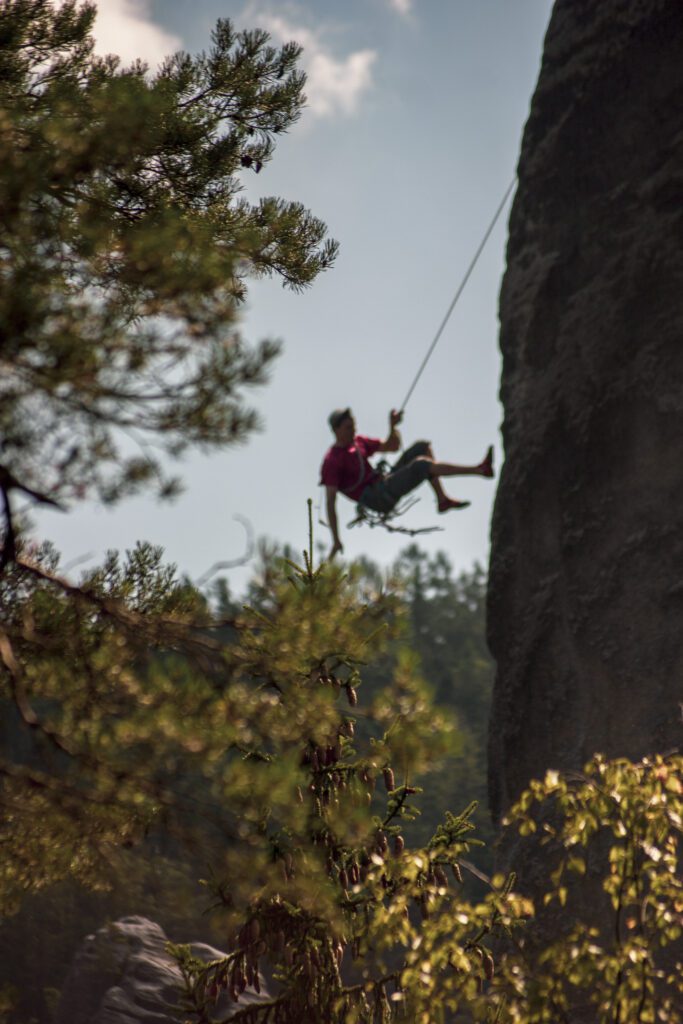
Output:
[318, 177, 515, 536]
[397, 177, 516, 414]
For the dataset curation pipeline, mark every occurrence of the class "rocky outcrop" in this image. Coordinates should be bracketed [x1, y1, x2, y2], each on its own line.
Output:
[55, 917, 268, 1024]
[488, 0, 683, 822]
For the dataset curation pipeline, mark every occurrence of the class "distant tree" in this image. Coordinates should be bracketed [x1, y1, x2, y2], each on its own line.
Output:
[0, 0, 337, 536]
[235, 542, 495, 854]
[392, 546, 490, 733]
[388, 547, 494, 853]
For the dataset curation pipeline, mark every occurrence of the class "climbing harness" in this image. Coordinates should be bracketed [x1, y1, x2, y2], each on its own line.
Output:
[347, 498, 442, 538]
[346, 459, 441, 536]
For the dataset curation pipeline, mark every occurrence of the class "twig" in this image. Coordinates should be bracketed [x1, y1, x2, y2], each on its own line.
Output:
[195, 514, 255, 586]
[0, 485, 16, 573]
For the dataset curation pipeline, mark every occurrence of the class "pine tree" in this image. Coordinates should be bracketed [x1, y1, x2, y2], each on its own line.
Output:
[169, 507, 526, 1024]
[0, 0, 337, 531]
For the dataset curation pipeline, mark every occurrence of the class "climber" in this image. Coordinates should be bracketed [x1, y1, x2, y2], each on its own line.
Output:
[321, 407, 494, 557]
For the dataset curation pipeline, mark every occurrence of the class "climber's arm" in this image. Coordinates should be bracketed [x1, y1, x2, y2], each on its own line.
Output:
[326, 486, 343, 558]
[377, 408, 403, 453]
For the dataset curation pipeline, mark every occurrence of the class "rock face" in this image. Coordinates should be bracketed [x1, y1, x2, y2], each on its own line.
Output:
[488, 0, 683, 823]
[55, 917, 267, 1024]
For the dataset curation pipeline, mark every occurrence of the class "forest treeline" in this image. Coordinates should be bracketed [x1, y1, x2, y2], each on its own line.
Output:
[214, 541, 495, 851]
[1, 538, 680, 1024]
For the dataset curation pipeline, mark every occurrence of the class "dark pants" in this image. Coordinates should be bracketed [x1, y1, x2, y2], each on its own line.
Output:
[359, 441, 432, 514]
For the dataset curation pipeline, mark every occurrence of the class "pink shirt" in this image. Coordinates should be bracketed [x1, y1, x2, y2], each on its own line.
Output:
[320, 435, 382, 501]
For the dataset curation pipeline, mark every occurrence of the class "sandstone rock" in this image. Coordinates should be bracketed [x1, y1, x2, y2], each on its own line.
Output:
[55, 916, 268, 1024]
[488, 0, 683, 823]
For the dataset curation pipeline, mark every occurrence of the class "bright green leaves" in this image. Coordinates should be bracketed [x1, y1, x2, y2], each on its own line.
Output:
[497, 753, 683, 1023]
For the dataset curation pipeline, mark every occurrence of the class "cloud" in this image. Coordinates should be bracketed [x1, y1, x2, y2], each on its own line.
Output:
[247, 10, 376, 119]
[59, 0, 182, 69]
[387, 0, 413, 16]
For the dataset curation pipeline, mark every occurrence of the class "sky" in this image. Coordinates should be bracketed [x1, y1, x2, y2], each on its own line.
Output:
[39, 0, 554, 593]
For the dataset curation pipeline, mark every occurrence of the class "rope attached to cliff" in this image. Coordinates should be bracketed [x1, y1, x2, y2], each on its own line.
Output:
[398, 177, 516, 414]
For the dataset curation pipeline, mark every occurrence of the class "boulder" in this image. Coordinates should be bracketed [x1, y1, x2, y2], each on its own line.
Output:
[55, 916, 268, 1024]
[488, 0, 683, 823]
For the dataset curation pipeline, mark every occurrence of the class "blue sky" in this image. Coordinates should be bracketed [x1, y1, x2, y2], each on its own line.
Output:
[41, 0, 553, 590]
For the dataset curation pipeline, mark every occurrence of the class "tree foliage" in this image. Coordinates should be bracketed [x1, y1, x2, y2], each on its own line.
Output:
[0, 0, 337, 519]
[0, 514, 526, 1023]
[3, 518, 680, 1022]
[168, 542, 681, 1024]
[167, 519, 528, 1024]
[386, 547, 493, 852]
[494, 754, 683, 1024]
[0, 537, 498, 1021]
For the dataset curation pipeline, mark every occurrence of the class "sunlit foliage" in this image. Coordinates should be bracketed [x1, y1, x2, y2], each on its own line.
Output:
[493, 754, 683, 1023]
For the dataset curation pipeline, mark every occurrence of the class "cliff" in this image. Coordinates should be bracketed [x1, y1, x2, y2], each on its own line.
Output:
[488, 0, 683, 823]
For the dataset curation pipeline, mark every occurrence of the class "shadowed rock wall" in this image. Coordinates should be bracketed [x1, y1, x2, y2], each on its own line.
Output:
[488, 0, 683, 823]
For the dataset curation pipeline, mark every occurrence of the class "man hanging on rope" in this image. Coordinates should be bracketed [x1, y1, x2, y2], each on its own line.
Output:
[321, 408, 494, 557]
